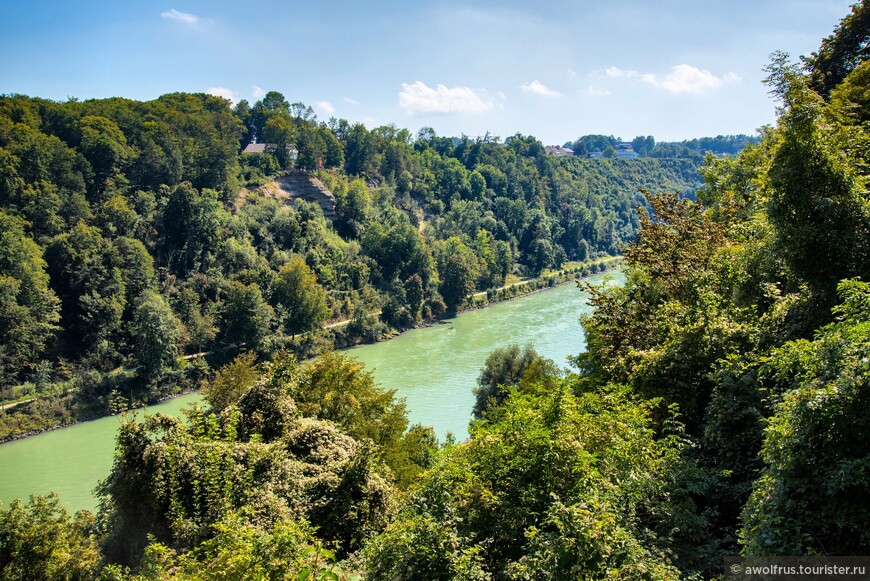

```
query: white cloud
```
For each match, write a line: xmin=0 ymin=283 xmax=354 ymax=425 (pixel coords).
xmin=568 ymin=68 xmax=578 ymax=77
xmin=399 ymin=81 xmax=495 ymax=116
xmin=251 ymin=86 xmax=264 ymax=99
xmin=161 ymin=8 xmax=199 ymax=24
xmin=520 ymin=80 xmax=560 ymax=97
xmin=343 ymin=97 xmax=360 ymax=105
xmin=605 ymin=67 xmax=639 ymax=79
xmin=497 ymin=91 xmax=507 ymax=100
xmin=206 ymin=87 xmax=236 ymax=104
xmin=586 ymin=86 xmax=611 ymax=97
xmin=642 ymin=64 xmax=740 ymax=94
xmin=316 ymin=101 xmax=336 ymax=115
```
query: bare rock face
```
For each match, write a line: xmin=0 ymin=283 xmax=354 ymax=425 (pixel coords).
xmin=276 ymin=174 xmax=336 ymax=219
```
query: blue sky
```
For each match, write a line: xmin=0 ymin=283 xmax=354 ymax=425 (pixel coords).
xmin=0 ymin=0 xmax=855 ymax=144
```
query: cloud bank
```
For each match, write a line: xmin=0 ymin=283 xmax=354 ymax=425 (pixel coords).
xmin=316 ymin=101 xmax=336 ymax=115
xmin=399 ymin=81 xmax=494 ymax=116
xmin=206 ymin=87 xmax=236 ymax=104
xmin=605 ymin=67 xmax=640 ymax=79
xmin=586 ymin=86 xmax=611 ymax=97
xmin=643 ymin=64 xmax=740 ymax=94
xmin=604 ymin=64 xmax=739 ymax=95
xmin=161 ymin=9 xmax=199 ymax=24
xmin=520 ymin=80 xmax=560 ymax=97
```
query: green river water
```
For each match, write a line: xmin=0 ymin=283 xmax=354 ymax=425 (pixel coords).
xmin=0 ymin=271 xmax=623 ymax=513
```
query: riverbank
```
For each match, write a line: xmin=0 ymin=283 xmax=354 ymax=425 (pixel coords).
xmin=331 ymin=255 xmax=623 ymax=346
xmin=0 ymin=257 xmax=623 ymax=443
xmin=466 ymin=255 xmax=622 ymax=311
xmin=0 ymin=386 xmax=202 ymax=444
xmin=0 ymin=270 xmax=626 ymax=514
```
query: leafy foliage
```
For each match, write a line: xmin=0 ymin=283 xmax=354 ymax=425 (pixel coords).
xmin=10 ymin=7 xmax=870 ymax=577
xmin=366 ymin=381 xmax=683 ymax=580
xmin=0 ymin=88 xmax=706 ymax=437
xmin=573 ymin=8 xmax=870 ymax=574
xmin=472 ymin=343 xmax=556 ymax=419
xmin=0 ymin=211 xmax=60 ymax=386
xmin=0 ymin=493 xmax=100 ymax=581
xmin=805 ymin=0 xmax=870 ymax=98
xmin=742 ymin=281 xmax=870 ymax=555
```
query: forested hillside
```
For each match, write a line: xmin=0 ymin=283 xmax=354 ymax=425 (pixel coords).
xmin=0 ymin=89 xmax=701 ymax=437
xmin=5 ymin=2 xmax=870 ymax=578
xmin=568 ymin=133 xmax=761 ymax=160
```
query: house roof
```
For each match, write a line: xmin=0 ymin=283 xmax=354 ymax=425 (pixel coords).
xmin=242 ymin=142 xmax=299 ymax=155
xmin=544 ymin=145 xmax=575 ymax=157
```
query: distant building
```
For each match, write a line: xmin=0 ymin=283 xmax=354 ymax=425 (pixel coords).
xmin=589 ymin=149 xmax=604 ymax=159
xmin=544 ymin=145 xmax=575 ymax=157
xmin=615 ymin=142 xmax=639 ymax=159
xmin=242 ymin=142 xmax=299 ymax=160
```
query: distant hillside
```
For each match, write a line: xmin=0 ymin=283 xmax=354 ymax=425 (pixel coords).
xmin=0 ymin=90 xmax=707 ymax=439
xmin=567 ymin=133 xmax=761 ymax=159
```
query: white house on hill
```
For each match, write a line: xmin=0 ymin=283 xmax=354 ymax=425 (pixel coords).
xmin=242 ymin=142 xmax=299 ymax=160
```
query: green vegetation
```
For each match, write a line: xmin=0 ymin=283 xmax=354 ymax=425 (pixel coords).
xmin=569 ymin=7 xmax=870 ymax=574
xmin=0 ymin=84 xmax=701 ymax=439
xmin=568 ymin=133 xmax=761 ymax=160
xmin=3 ymin=2 xmax=870 ymax=578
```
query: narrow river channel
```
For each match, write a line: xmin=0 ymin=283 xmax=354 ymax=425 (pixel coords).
xmin=0 ymin=270 xmax=623 ymax=513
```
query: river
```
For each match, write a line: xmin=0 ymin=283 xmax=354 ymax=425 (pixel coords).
xmin=0 ymin=270 xmax=623 ymax=513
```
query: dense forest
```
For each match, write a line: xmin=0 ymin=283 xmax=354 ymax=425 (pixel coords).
xmin=4 ymin=1 xmax=870 ymax=579
xmin=567 ymin=133 xmax=761 ymax=160
xmin=0 ymin=80 xmax=701 ymax=439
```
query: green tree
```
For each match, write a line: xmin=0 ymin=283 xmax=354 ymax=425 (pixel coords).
xmin=99 ymin=371 xmax=394 ymax=565
xmin=632 ymin=135 xmax=655 ymax=156
xmin=526 ymin=237 xmax=555 ymax=275
xmin=366 ymin=381 xmax=682 ymax=580
xmin=18 ymin=181 xmax=64 ymax=239
xmin=128 ymin=128 xmax=183 ymax=191
xmin=472 ymin=344 xmax=555 ymax=419
xmin=131 ymin=290 xmax=181 ymax=382
xmin=571 ymin=139 xmax=588 ymax=157
xmin=260 ymin=116 xmax=297 ymax=169
xmin=44 ymin=221 xmax=126 ymax=358
xmin=97 ymin=194 xmax=139 ymax=238
xmin=159 ymin=183 xmax=227 ymax=276
xmin=742 ymin=280 xmax=870 ymax=556
xmin=288 ymin=351 xmax=409 ymax=452
xmin=295 ymin=122 xmax=325 ymax=172
xmin=0 ymin=211 xmax=60 ymax=384
xmin=320 ymin=125 xmax=345 ymax=169
xmin=362 ymin=222 xmax=429 ymax=286
xmin=766 ymin=61 xmax=870 ymax=306
xmin=0 ymin=494 xmax=100 ymax=581
xmin=115 ymin=236 xmax=155 ymax=309
xmin=134 ymin=513 xmax=347 ymax=581
xmin=805 ymin=0 xmax=870 ymax=99
xmin=437 ymin=237 xmax=479 ymax=311
xmin=272 ymin=256 xmax=329 ymax=337
xmin=173 ymin=288 xmax=217 ymax=353
xmin=219 ymin=280 xmax=273 ymax=349
xmin=344 ymin=123 xmax=375 ymax=176
xmin=468 ymin=170 xmax=486 ymax=200
xmin=334 ymin=178 xmax=371 ymax=239
xmin=201 ymin=351 xmax=260 ymax=413
xmin=77 ymin=115 xmax=131 ymax=196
